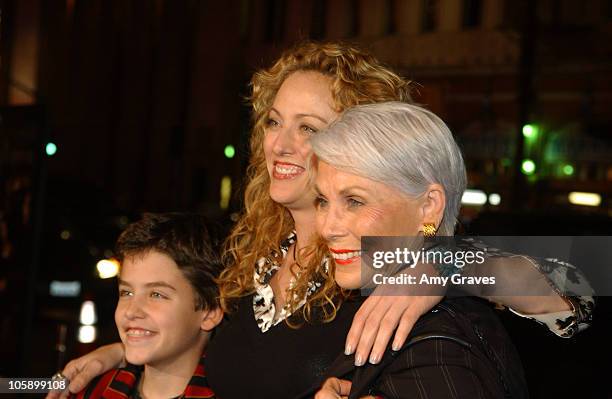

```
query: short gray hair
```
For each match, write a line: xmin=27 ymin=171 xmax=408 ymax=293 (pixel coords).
xmin=311 ymin=101 xmax=466 ymax=235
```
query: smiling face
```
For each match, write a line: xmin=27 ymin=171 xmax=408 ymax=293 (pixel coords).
xmin=263 ymin=71 xmax=339 ymax=211
xmin=114 ymin=251 xmax=210 ymax=368
xmin=315 ymin=162 xmax=425 ymax=289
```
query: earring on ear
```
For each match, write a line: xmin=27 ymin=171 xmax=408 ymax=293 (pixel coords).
xmin=422 ymin=223 xmax=437 ymax=238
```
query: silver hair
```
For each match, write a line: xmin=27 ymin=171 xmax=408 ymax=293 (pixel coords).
xmin=311 ymin=101 xmax=466 ymax=235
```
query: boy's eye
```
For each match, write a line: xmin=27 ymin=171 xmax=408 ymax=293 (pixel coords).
xmin=119 ymin=289 xmax=132 ymax=297
xmin=150 ymin=291 xmax=167 ymax=299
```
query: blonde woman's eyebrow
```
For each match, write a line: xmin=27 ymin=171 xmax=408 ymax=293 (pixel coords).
xmin=269 ymin=107 xmax=328 ymax=124
xmin=268 ymin=107 xmax=281 ymax=117
xmin=295 ymin=113 xmax=328 ymax=124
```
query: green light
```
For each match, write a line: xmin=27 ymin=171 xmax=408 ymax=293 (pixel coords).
xmin=562 ymin=164 xmax=574 ymax=176
xmin=522 ymin=124 xmax=538 ymax=139
xmin=45 ymin=142 xmax=57 ymax=156
xmin=224 ymin=145 xmax=235 ymax=159
xmin=521 ymin=159 xmax=536 ymax=175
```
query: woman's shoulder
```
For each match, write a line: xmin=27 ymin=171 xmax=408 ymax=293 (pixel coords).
xmin=363 ymin=297 xmax=528 ymax=398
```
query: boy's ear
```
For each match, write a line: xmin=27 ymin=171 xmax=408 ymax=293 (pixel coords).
xmin=200 ymin=307 xmax=223 ymax=331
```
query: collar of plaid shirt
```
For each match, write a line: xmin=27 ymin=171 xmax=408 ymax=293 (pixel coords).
xmin=74 ymin=354 xmax=215 ymax=399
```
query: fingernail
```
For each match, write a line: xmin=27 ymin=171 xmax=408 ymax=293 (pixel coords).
xmin=392 ymin=342 xmax=401 ymax=351
xmin=344 ymin=344 xmax=353 ymax=355
xmin=369 ymin=353 xmax=380 ymax=364
xmin=355 ymin=354 xmax=365 ymax=367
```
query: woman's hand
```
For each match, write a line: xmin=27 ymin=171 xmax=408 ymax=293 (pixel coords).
xmin=315 ymin=377 xmax=352 ymax=399
xmin=346 ymin=261 xmax=446 ymax=366
xmin=315 ymin=378 xmax=378 ymax=399
xmin=346 ymin=292 xmax=443 ymax=366
xmin=45 ymin=342 xmax=125 ymax=399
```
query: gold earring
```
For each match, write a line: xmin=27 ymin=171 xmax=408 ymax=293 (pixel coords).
xmin=422 ymin=223 xmax=437 ymax=238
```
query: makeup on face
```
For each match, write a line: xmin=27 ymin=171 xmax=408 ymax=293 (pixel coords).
xmin=315 ymin=161 xmax=423 ymax=289
xmin=262 ymin=71 xmax=338 ymax=210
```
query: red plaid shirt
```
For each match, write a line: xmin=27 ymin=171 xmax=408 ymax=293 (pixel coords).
xmin=72 ymin=354 xmax=214 ymax=399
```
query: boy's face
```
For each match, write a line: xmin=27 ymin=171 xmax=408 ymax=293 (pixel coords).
xmin=115 ymin=250 xmax=216 ymax=367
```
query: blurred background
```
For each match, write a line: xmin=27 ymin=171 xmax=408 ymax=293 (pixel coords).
xmin=0 ymin=0 xmax=611 ymax=397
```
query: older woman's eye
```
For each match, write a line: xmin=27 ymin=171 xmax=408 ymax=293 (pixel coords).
xmin=347 ymin=198 xmax=364 ymax=208
xmin=314 ymin=196 xmax=328 ymax=208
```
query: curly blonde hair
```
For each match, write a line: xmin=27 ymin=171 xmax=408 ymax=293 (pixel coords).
xmin=218 ymin=41 xmax=413 ymax=323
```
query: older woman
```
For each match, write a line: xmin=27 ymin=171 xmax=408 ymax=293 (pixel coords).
xmin=312 ymin=102 xmax=528 ymax=398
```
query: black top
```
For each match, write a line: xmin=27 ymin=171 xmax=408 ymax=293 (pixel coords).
xmin=204 ymin=294 xmax=363 ymax=399
xmin=303 ymin=297 xmax=528 ymax=399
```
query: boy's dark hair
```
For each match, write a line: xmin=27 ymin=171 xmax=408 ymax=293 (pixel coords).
xmin=115 ymin=213 xmax=223 ymax=311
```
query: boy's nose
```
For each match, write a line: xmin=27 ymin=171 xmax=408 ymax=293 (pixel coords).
xmin=124 ymin=298 xmax=146 ymax=320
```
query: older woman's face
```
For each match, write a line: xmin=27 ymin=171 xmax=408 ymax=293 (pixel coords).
xmin=315 ymin=161 xmax=424 ymax=289
xmin=263 ymin=71 xmax=339 ymax=210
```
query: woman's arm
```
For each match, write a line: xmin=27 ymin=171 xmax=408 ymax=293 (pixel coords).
xmin=454 ymin=237 xmax=595 ymax=337
xmin=478 ymin=254 xmax=594 ymax=337
xmin=45 ymin=342 xmax=125 ymax=399
xmin=345 ymin=239 xmax=594 ymax=367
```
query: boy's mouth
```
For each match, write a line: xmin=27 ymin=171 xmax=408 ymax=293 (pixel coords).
xmin=125 ymin=328 xmax=156 ymax=337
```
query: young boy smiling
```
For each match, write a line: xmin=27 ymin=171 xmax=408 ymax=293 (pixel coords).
xmin=74 ymin=213 xmax=223 ymax=399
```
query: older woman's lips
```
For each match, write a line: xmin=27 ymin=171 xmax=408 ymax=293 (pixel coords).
xmin=330 ymin=248 xmax=362 ymax=265
xmin=273 ymin=161 xmax=305 ymax=179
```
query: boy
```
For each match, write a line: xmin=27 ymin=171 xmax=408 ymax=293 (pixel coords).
xmin=74 ymin=213 xmax=224 ymax=399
